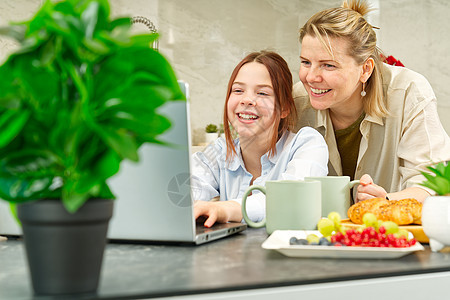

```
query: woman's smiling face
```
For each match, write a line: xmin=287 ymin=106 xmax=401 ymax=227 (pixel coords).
xmin=227 ymin=61 xmax=277 ymax=141
xmin=299 ymin=35 xmax=364 ymax=112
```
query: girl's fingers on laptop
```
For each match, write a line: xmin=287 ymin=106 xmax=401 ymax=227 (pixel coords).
xmin=194 ymin=201 xmax=218 ymax=227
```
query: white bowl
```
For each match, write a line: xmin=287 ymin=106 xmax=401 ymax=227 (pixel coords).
xmin=422 ymin=196 xmax=450 ymax=252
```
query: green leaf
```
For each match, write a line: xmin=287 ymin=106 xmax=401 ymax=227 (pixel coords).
xmin=435 ymin=162 xmax=446 ymax=177
xmin=15 ymin=55 xmax=60 ymax=106
xmin=62 ymin=184 xmax=90 ymax=213
xmin=420 ymin=182 xmax=442 ymax=195
xmin=93 ymin=47 xmax=184 ymax=101
xmin=94 ymin=127 xmax=140 ymax=161
xmin=0 ymin=62 xmax=22 ymax=109
xmin=445 ymin=163 xmax=450 ymax=179
xmin=92 ymin=150 xmax=121 ymax=181
xmin=0 ymin=149 xmax=60 ymax=176
xmin=61 ymin=150 xmax=119 ymax=212
xmin=75 ymin=150 xmax=120 ymax=194
xmin=0 ymin=110 xmax=30 ymax=148
xmin=425 ymin=162 xmax=448 ymax=177
xmin=0 ymin=26 xmax=26 ymax=42
xmin=0 ymin=176 xmax=54 ymax=202
xmin=96 ymin=182 xmax=114 ymax=199
xmin=109 ymin=17 xmax=131 ymax=31
xmin=9 ymin=203 xmax=21 ymax=226
xmin=432 ymin=177 xmax=450 ymax=195
xmin=81 ymin=2 xmax=100 ymax=39
xmin=128 ymin=33 xmax=159 ymax=47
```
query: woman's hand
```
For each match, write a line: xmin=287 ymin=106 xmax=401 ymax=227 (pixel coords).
xmin=355 ymin=174 xmax=388 ymax=203
xmin=194 ymin=200 xmax=242 ymax=228
xmin=356 ymin=174 xmax=431 ymax=203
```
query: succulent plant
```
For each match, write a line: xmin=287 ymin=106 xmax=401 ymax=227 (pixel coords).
xmin=420 ymin=162 xmax=450 ymax=195
xmin=205 ymin=124 xmax=218 ymax=133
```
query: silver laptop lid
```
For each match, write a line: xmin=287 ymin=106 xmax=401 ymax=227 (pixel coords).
xmin=107 ymin=81 xmax=196 ymax=242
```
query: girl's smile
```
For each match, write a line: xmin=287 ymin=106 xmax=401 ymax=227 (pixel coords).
xmin=237 ymin=111 xmax=259 ymax=121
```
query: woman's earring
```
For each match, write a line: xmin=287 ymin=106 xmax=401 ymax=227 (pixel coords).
xmin=361 ymin=82 xmax=367 ymax=97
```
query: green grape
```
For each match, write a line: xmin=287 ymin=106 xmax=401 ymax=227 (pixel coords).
xmin=378 ymin=220 xmax=383 ymax=228
xmin=306 ymin=233 xmax=320 ymax=244
xmin=362 ymin=213 xmax=378 ymax=228
xmin=340 ymin=225 xmax=351 ymax=233
xmin=380 ymin=221 xmax=399 ymax=234
xmin=317 ymin=218 xmax=335 ymax=237
xmin=397 ymin=229 xmax=410 ymax=239
xmin=327 ymin=212 xmax=342 ymax=228
xmin=356 ymin=225 xmax=366 ymax=233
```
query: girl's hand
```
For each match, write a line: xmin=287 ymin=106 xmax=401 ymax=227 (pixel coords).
xmin=355 ymin=174 xmax=388 ymax=203
xmin=193 ymin=200 xmax=242 ymax=228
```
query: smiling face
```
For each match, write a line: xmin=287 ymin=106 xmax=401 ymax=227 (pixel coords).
xmin=227 ymin=61 xmax=277 ymax=141
xmin=299 ymin=35 xmax=365 ymax=114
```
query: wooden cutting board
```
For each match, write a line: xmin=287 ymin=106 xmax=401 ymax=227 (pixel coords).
xmin=341 ymin=219 xmax=429 ymax=243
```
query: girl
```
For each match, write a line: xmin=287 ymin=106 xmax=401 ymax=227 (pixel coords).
xmin=192 ymin=51 xmax=328 ymax=227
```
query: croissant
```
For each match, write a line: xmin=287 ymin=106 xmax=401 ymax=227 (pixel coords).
xmin=347 ymin=198 xmax=422 ymax=225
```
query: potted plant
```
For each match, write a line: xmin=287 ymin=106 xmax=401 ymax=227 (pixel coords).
xmin=204 ymin=123 xmax=218 ymax=144
xmin=0 ymin=0 xmax=184 ymax=296
xmin=420 ymin=162 xmax=450 ymax=251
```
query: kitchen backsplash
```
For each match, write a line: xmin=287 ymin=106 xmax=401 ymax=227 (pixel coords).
xmin=1 ymin=0 xmax=449 ymax=145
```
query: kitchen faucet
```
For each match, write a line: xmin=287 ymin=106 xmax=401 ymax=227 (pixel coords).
xmin=131 ymin=16 xmax=159 ymax=50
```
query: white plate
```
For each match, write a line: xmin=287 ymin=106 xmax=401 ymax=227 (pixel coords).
xmin=262 ymin=230 xmax=425 ymax=259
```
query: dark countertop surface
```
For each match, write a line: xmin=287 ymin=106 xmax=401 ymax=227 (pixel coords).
xmin=1 ymin=227 xmax=450 ymax=299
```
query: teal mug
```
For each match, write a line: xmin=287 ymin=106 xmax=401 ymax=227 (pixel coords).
xmin=305 ymin=176 xmax=360 ymax=218
xmin=241 ymin=180 xmax=321 ymax=234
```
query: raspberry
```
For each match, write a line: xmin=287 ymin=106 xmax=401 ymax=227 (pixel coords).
xmin=327 ymin=225 xmax=415 ymax=248
xmin=346 ymin=229 xmax=356 ymax=236
xmin=334 ymin=232 xmax=344 ymax=242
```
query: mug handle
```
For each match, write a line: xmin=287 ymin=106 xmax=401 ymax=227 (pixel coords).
xmin=348 ymin=180 xmax=360 ymax=203
xmin=348 ymin=180 xmax=360 ymax=189
xmin=241 ymin=185 xmax=266 ymax=228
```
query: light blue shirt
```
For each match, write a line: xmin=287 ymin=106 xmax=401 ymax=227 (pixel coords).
xmin=191 ymin=127 xmax=328 ymax=222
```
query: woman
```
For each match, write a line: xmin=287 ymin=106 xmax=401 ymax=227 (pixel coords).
xmin=192 ymin=51 xmax=328 ymax=227
xmin=294 ymin=0 xmax=450 ymax=203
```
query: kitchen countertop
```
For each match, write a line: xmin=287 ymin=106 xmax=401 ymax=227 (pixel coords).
xmin=1 ymin=227 xmax=450 ymax=299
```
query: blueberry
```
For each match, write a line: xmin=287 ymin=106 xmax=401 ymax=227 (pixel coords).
xmin=296 ymin=239 xmax=309 ymax=245
xmin=289 ymin=237 xmax=309 ymax=245
xmin=319 ymin=237 xmax=331 ymax=246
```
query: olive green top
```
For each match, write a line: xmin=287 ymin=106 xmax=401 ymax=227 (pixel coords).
xmin=334 ymin=113 xmax=365 ymax=181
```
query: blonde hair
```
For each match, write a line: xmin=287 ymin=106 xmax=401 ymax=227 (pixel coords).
xmin=299 ymin=0 xmax=388 ymax=118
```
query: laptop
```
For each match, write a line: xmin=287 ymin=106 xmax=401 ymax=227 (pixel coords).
xmin=0 ymin=81 xmax=247 ymax=244
xmin=106 ymin=81 xmax=246 ymax=244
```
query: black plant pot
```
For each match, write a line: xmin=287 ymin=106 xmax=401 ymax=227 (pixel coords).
xmin=17 ymin=199 xmax=114 ymax=296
